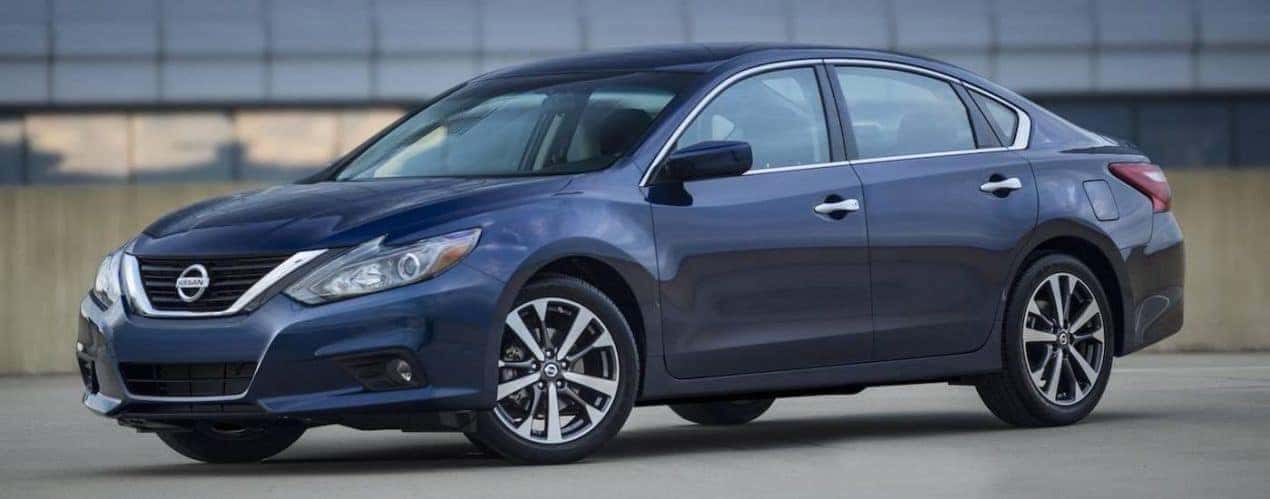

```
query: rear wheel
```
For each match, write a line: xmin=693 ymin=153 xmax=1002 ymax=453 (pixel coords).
xmin=976 ymin=254 xmax=1114 ymax=427
xmin=472 ymin=276 xmax=639 ymax=464
xmin=157 ymin=421 xmax=304 ymax=463
xmin=670 ymin=398 xmax=775 ymax=426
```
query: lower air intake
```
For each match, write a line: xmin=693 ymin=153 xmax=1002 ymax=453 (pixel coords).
xmin=120 ymin=362 xmax=256 ymax=397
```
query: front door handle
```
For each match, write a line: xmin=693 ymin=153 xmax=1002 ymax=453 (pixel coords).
xmin=814 ymin=198 xmax=861 ymax=215
xmin=980 ymin=177 xmax=1023 ymax=193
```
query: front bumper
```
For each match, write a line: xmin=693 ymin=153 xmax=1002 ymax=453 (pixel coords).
xmin=78 ymin=263 xmax=504 ymax=430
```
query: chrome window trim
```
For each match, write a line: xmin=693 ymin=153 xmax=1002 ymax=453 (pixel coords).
xmin=823 ymin=58 xmax=961 ymax=83
xmin=826 ymin=59 xmax=1031 ymax=152
xmin=122 ymin=249 xmax=327 ymax=319
xmin=849 ymin=147 xmax=1010 ymax=166
xmin=742 ymin=160 xmax=853 ymax=176
xmin=638 ymin=58 xmax=1033 ymax=186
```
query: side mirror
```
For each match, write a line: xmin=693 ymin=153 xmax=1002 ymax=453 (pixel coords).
xmin=658 ymin=141 xmax=752 ymax=183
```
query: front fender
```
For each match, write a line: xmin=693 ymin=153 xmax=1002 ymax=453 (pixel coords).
xmin=457 ymin=178 xmax=662 ymax=404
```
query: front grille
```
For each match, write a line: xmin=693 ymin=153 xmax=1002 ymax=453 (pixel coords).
xmin=120 ymin=362 xmax=256 ymax=397
xmin=136 ymin=255 xmax=290 ymax=312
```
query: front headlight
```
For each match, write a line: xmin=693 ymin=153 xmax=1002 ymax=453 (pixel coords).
xmin=286 ymin=228 xmax=482 ymax=304
xmin=91 ymin=248 xmax=124 ymax=309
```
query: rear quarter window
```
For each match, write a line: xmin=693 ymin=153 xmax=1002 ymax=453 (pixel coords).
xmin=971 ymin=91 xmax=1020 ymax=146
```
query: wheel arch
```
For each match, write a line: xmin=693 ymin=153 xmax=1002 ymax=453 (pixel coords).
xmin=487 ymin=239 xmax=661 ymax=400
xmin=530 ymin=256 xmax=648 ymax=368
xmin=1011 ymin=220 xmax=1133 ymax=357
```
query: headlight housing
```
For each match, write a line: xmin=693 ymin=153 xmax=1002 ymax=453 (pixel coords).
xmin=286 ymin=228 xmax=481 ymax=304
xmin=91 ymin=247 xmax=125 ymax=309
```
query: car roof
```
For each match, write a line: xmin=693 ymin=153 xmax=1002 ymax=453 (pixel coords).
xmin=468 ymin=43 xmax=1038 ymax=126
xmin=476 ymin=43 xmax=888 ymax=79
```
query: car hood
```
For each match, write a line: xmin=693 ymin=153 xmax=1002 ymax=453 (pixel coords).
xmin=132 ymin=176 xmax=571 ymax=256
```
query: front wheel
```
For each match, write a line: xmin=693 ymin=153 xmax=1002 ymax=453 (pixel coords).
xmin=975 ymin=254 xmax=1114 ymax=427
xmin=157 ymin=421 xmax=304 ymax=463
xmin=471 ymin=276 xmax=640 ymax=464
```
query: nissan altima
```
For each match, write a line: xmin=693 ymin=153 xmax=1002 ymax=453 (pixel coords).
xmin=77 ymin=44 xmax=1184 ymax=464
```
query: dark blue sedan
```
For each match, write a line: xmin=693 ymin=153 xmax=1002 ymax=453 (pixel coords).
xmin=78 ymin=44 xmax=1184 ymax=464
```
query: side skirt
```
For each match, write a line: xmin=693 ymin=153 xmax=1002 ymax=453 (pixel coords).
xmin=637 ymin=322 xmax=1004 ymax=403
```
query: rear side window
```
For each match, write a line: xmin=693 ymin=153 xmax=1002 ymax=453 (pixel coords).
xmin=835 ymin=66 xmax=975 ymax=160
xmin=970 ymin=90 xmax=1020 ymax=146
xmin=674 ymin=67 xmax=830 ymax=170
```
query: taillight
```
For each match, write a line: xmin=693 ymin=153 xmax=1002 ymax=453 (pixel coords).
xmin=1109 ymin=162 xmax=1171 ymax=212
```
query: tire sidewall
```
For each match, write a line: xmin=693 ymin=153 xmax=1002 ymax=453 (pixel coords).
xmin=474 ymin=276 xmax=640 ymax=464
xmin=1004 ymin=254 xmax=1115 ymax=424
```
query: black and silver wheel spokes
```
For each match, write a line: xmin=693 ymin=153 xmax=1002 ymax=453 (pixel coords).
xmin=1022 ymin=273 xmax=1105 ymax=406
xmin=494 ymin=298 xmax=619 ymax=444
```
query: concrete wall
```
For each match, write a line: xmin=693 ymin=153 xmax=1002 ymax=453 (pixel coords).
xmin=1 ymin=170 xmax=1266 ymax=374
xmin=1158 ymin=169 xmax=1270 ymax=352
xmin=0 ymin=183 xmax=250 ymax=374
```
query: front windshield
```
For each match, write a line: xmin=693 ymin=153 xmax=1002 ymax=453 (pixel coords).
xmin=336 ymin=72 xmax=697 ymax=180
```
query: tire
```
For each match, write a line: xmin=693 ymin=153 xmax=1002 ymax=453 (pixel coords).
xmin=472 ymin=275 xmax=640 ymax=464
xmin=975 ymin=254 xmax=1115 ymax=427
xmin=462 ymin=431 xmax=496 ymax=456
xmin=157 ymin=421 xmax=304 ymax=463
xmin=670 ymin=398 xmax=775 ymax=426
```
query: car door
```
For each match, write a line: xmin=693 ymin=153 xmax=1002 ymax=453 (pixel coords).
xmin=647 ymin=64 xmax=873 ymax=379
xmin=831 ymin=63 xmax=1038 ymax=360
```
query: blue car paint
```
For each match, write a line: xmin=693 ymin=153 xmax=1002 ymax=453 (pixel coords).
xmin=852 ymin=150 xmax=1038 ymax=361
xmin=82 ymin=262 xmax=506 ymax=416
xmin=135 ymin=176 xmax=575 ymax=256
xmin=78 ymin=44 xmax=1184 ymax=426
xmin=651 ymin=164 xmax=874 ymax=378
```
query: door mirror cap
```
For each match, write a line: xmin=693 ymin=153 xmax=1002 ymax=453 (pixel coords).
xmin=657 ymin=141 xmax=752 ymax=183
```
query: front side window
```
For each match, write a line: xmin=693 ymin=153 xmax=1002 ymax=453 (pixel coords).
xmin=835 ymin=66 xmax=975 ymax=160
xmin=970 ymin=90 xmax=1020 ymax=146
xmin=335 ymin=72 xmax=694 ymax=180
xmin=673 ymin=67 xmax=830 ymax=171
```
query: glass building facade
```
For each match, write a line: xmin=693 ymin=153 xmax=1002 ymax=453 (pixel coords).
xmin=2 ymin=0 xmax=1270 ymax=183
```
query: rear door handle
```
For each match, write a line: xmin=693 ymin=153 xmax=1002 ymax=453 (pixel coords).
xmin=979 ymin=177 xmax=1023 ymax=193
xmin=814 ymin=198 xmax=861 ymax=215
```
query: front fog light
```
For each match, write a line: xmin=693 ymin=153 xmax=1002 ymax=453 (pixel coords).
xmin=388 ymin=359 xmax=414 ymax=384
xmin=336 ymin=352 xmax=425 ymax=391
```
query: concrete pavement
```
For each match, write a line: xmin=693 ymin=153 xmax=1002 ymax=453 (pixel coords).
xmin=1 ymin=354 xmax=1267 ymax=498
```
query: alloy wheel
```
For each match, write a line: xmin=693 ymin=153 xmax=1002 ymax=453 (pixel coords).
xmin=1021 ymin=272 xmax=1106 ymax=406
xmin=495 ymin=297 xmax=620 ymax=444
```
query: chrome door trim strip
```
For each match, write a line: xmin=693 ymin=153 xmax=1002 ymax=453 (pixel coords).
xmin=742 ymin=160 xmax=853 ymax=176
xmin=850 ymin=147 xmax=1010 ymax=166
xmin=122 ymin=249 xmax=327 ymax=319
